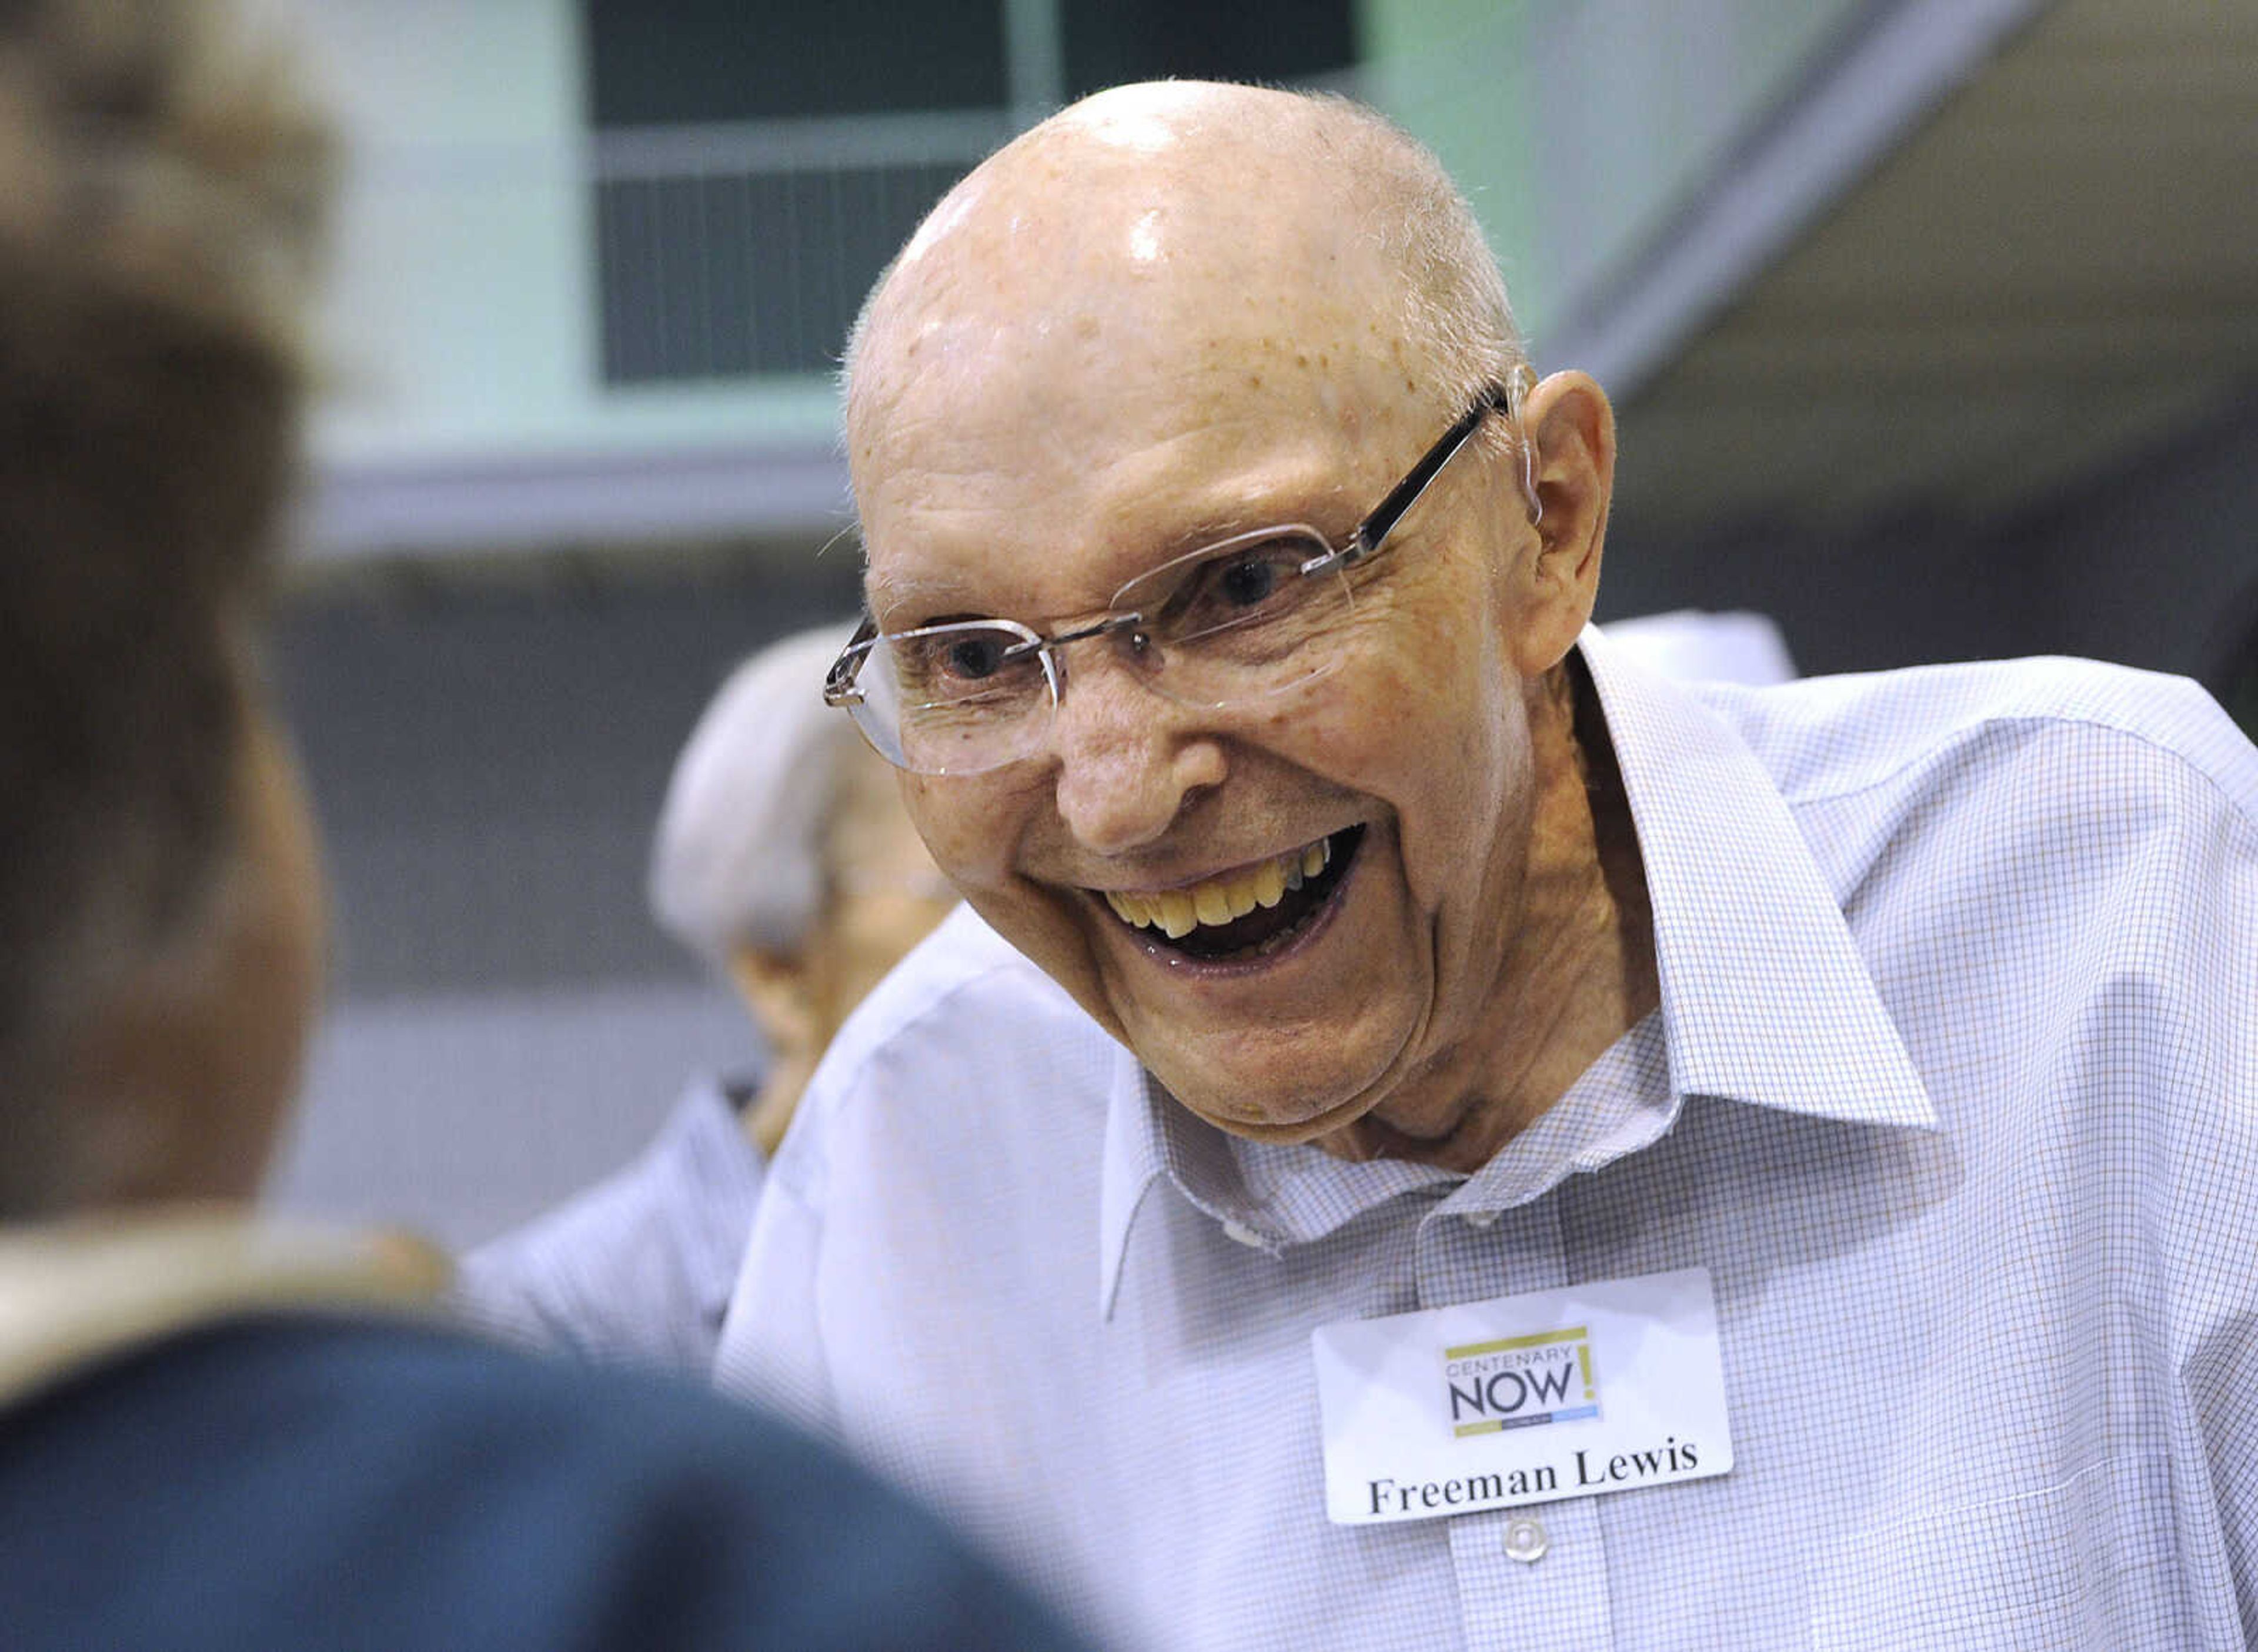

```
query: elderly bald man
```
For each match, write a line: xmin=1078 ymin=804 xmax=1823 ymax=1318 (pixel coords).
xmin=717 ymin=83 xmax=2258 ymax=1649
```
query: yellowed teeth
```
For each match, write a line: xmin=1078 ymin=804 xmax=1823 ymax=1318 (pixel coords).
xmin=1102 ymin=835 xmax=1333 ymax=939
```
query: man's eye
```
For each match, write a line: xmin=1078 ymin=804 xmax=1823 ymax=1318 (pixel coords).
xmin=1215 ymin=554 xmax=1281 ymax=608
xmin=891 ymin=627 xmax=1031 ymax=704
xmin=944 ymin=636 xmax=1007 ymax=680
xmin=1176 ymin=544 xmax=1305 ymax=623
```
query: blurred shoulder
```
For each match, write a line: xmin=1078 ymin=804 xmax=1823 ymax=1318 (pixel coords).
xmin=452 ymin=1078 xmax=759 ymax=1373
xmin=817 ymin=901 xmax=1098 ymax=1076
xmin=1 ymin=1314 xmax=1078 ymax=1650
xmin=774 ymin=904 xmax=1119 ymax=1190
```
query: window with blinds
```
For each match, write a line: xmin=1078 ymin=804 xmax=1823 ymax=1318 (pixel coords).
xmin=584 ymin=0 xmax=1353 ymax=384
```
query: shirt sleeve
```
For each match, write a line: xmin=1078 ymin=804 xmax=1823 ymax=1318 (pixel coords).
xmin=2158 ymin=752 xmax=2258 ymax=1635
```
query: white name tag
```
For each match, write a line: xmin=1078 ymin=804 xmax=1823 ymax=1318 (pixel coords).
xmin=1310 ymin=1267 xmax=1733 ymax=1526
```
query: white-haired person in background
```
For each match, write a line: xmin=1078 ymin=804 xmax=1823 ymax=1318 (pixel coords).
xmin=455 ymin=623 xmax=957 ymax=1375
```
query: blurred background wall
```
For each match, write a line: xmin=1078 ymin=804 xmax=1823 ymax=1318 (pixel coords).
xmin=258 ymin=0 xmax=2258 ymax=1247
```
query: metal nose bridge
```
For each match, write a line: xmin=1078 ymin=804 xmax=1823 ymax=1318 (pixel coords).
xmin=1001 ymin=610 xmax=1152 ymax=687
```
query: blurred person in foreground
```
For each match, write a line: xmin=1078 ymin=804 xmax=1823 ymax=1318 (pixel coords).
xmin=0 ymin=4 xmax=1075 ymax=1646
xmin=456 ymin=624 xmax=956 ymax=1375
xmin=716 ymin=81 xmax=2258 ymax=1648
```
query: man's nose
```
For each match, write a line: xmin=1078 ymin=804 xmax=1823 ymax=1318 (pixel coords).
xmin=1047 ymin=653 xmax=1226 ymax=857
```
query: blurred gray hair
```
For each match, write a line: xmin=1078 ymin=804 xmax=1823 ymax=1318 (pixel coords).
xmin=647 ymin=622 xmax=867 ymax=962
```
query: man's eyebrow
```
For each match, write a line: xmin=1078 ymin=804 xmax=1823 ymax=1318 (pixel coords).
xmin=1137 ymin=463 xmax=1365 ymax=564
xmin=860 ymin=464 xmax=1358 ymax=620
xmin=865 ymin=570 xmax=988 ymax=624
xmin=1157 ymin=512 xmax=1261 ymax=556
xmin=1151 ymin=496 xmax=1354 ymax=563
xmin=1170 ymin=452 xmax=1363 ymax=546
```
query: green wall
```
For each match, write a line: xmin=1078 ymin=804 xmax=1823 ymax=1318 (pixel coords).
xmin=281 ymin=0 xmax=1879 ymax=510
xmin=1359 ymin=0 xmax=1874 ymax=354
xmin=286 ymin=0 xmax=837 ymax=473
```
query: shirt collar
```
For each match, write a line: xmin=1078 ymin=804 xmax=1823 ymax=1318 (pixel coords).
xmin=1098 ymin=1052 xmax=1458 ymax=1316
xmin=1098 ymin=1053 xmax=1163 ymax=1318
xmin=1097 ymin=627 xmax=1936 ymax=1314
xmin=1577 ymin=623 xmax=1937 ymax=1133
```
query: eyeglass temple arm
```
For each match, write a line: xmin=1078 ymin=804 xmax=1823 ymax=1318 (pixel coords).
xmin=1338 ymin=376 xmax=1540 ymax=569
xmin=825 ymin=614 xmax=880 ymax=705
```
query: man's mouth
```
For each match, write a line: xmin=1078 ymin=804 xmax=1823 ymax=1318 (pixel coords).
xmin=1097 ymin=825 xmax=1364 ymax=962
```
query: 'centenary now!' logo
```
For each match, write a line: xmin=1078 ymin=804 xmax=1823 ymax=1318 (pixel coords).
xmin=1442 ymin=1326 xmax=1599 ymax=1438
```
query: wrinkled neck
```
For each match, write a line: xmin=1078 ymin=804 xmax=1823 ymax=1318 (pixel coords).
xmin=1326 ymin=660 xmax=1656 ymax=1172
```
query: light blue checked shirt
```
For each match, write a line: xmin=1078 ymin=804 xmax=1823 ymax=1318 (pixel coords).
xmin=716 ymin=630 xmax=2258 ymax=1650
xmin=456 ymin=1074 xmax=766 ymax=1377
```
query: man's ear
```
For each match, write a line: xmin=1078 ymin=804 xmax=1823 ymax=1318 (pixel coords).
xmin=1509 ymin=369 xmax=1615 ymax=677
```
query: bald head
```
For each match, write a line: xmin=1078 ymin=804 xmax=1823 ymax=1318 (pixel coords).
xmin=844 ymin=83 xmax=1522 ymax=527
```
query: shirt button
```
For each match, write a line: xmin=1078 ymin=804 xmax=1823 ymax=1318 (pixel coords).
xmin=1502 ymin=1516 xmax=1549 ymax=1564
xmin=1221 ymin=1219 xmax=1267 ymax=1249
xmin=1463 ymin=1209 xmax=1500 ymax=1229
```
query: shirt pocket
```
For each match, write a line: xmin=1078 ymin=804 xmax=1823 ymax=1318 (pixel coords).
xmin=1808 ymin=1452 xmax=2188 ymax=1650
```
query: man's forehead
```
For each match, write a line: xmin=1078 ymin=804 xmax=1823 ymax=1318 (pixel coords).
xmin=853 ymin=90 xmax=1417 ymax=417
xmin=889 ymin=83 xmax=1341 ymax=275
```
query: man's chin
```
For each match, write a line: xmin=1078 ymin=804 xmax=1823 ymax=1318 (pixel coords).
xmin=1153 ymin=1064 xmax=1380 ymax=1145
xmin=995 ymin=902 xmax=1417 ymax=1143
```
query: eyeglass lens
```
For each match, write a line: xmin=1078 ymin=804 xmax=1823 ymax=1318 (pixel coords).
xmin=857 ymin=533 xmax=1354 ymax=775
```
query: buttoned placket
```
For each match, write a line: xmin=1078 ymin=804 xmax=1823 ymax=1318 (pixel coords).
xmin=1418 ymin=1194 xmax=1614 ymax=1649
